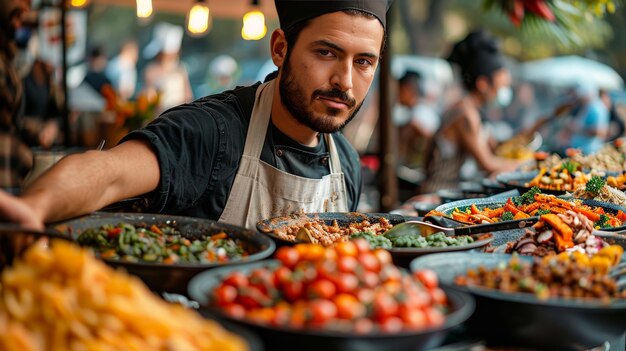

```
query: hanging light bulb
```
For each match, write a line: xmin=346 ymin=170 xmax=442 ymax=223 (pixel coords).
xmin=70 ymin=0 xmax=89 ymax=8
xmin=242 ymin=0 xmax=266 ymax=40
xmin=187 ymin=0 xmax=212 ymax=37
xmin=136 ymin=0 xmax=153 ymax=19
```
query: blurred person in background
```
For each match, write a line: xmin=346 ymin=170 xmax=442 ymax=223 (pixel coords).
xmin=22 ymin=56 xmax=61 ymax=149
xmin=600 ymin=88 xmax=625 ymax=141
xmin=394 ymin=71 xmax=424 ymax=163
xmin=567 ymin=84 xmax=609 ymax=154
xmin=0 ymin=0 xmax=32 ymax=189
xmin=204 ymin=54 xmax=239 ymax=95
xmin=105 ymin=40 xmax=139 ymax=101
xmin=420 ymin=30 xmax=522 ymax=194
xmin=142 ymin=23 xmax=193 ymax=116
xmin=82 ymin=46 xmax=112 ymax=97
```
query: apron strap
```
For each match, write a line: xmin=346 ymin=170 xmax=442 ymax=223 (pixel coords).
xmin=241 ymin=80 xmax=275 ymax=159
xmin=324 ymin=134 xmax=342 ymax=175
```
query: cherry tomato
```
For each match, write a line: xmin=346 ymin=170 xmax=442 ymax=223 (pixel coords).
xmin=275 ymin=247 xmax=300 ymax=268
xmin=289 ymin=302 xmax=310 ymax=328
xmin=296 ymin=243 xmax=325 ymax=262
xmin=337 ymin=255 xmax=358 ymax=273
xmin=356 ymin=288 xmax=375 ymax=304
xmin=309 ymin=299 xmax=337 ymax=324
xmin=383 ymin=280 xmax=402 ymax=295
xmin=237 ymin=286 xmax=272 ymax=310
xmin=249 ymin=268 xmax=275 ymax=293
xmin=358 ymin=252 xmax=381 ymax=272
xmin=373 ymin=249 xmax=393 ymax=266
xmin=399 ymin=305 xmax=426 ymax=330
xmin=380 ymin=265 xmax=402 ymax=283
xmin=222 ymin=304 xmax=246 ymax=319
xmin=272 ymin=302 xmax=291 ymax=327
xmin=429 ymin=287 xmax=447 ymax=305
xmin=362 ymin=270 xmax=380 ymax=289
xmin=334 ymin=293 xmax=366 ymax=320
xmin=214 ymin=284 xmax=237 ymax=306
xmin=373 ymin=291 xmax=399 ymax=321
xmin=379 ymin=316 xmax=404 ymax=333
xmin=413 ymin=269 xmax=439 ymax=290
xmin=223 ymin=271 xmax=249 ymax=288
xmin=316 ymin=260 xmax=338 ymax=281
xmin=273 ymin=266 xmax=292 ymax=288
xmin=334 ymin=273 xmax=359 ymax=294
xmin=335 ymin=241 xmax=358 ymax=257
xmin=282 ymin=280 xmax=305 ymax=302
xmin=424 ymin=306 xmax=445 ymax=328
xmin=352 ymin=238 xmax=371 ymax=253
xmin=307 ymin=279 xmax=337 ymax=300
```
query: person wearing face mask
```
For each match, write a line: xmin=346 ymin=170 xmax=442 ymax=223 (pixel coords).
xmin=419 ymin=30 xmax=523 ymax=194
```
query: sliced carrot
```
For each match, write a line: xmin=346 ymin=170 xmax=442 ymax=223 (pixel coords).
xmin=513 ymin=211 xmax=530 ymax=219
xmin=149 ymin=224 xmax=163 ymax=235
xmin=504 ymin=202 xmax=520 ymax=215
xmin=541 ymin=214 xmax=574 ymax=251
xmin=470 ymin=204 xmax=481 ymax=215
xmin=211 ymin=232 xmax=228 ymax=240
xmin=484 ymin=207 xmax=505 ymax=218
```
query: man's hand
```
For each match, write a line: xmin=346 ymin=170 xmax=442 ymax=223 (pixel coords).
xmin=0 ymin=190 xmax=43 ymax=230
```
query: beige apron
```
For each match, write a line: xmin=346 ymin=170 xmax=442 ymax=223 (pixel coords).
xmin=218 ymin=79 xmax=349 ymax=229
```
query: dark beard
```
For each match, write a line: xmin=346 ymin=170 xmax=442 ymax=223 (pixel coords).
xmin=279 ymin=56 xmax=363 ymax=134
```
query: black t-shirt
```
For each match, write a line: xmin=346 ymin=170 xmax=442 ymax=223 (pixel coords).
xmin=122 ymin=82 xmax=362 ymax=220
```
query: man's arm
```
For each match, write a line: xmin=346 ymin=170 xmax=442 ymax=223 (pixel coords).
xmin=17 ymin=139 xmax=160 ymax=225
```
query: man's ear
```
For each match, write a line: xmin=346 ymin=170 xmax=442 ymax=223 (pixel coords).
xmin=270 ymin=29 xmax=287 ymax=68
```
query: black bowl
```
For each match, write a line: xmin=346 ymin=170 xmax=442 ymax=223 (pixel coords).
xmin=188 ymin=260 xmax=475 ymax=351
xmin=52 ymin=212 xmax=276 ymax=295
xmin=411 ymin=252 xmax=626 ymax=350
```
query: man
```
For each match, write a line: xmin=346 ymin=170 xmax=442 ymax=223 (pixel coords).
xmin=0 ymin=0 xmax=32 ymax=188
xmin=0 ymin=0 xmax=389 ymax=230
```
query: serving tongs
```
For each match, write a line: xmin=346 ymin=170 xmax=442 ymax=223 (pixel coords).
xmin=383 ymin=216 xmax=540 ymax=238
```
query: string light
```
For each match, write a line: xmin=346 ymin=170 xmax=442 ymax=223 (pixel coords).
xmin=187 ymin=0 xmax=212 ymax=36
xmin=241 ymin=0 xmax=266 ymax=40
xmin=70 ymin=0 xmax=89 ymax=8
xmin=136 ymin=0 xmax=153 ymax=19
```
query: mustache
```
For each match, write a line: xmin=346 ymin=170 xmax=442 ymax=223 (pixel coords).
xmin=313 ymin=89 xmax=356 ymax=108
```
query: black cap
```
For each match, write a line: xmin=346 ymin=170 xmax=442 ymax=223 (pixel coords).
xmin=275 ymin=0 xmax=391 ymax=31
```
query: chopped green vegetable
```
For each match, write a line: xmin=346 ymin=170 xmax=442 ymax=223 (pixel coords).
xmin=350 ymin=232 xmax=393 ymax=249
xmin=501 ymin=211 xmax=514 ymax=221
xmin=561 ymin=160 xmax=580 ymax=174
xmin=383 ymin=231 xmax=473 ymax=248
xmin=536 ymin=209 xmax=551 ymax=216
xmin=77 ymin=223 xmax=247 ymax=264
xmin=585 ymin=176 xmax=606 ymax=196
xmin=594 ymin=214 xmax=611 ymax=228
xmin=513 ymin=186 xmax=542 ymax=206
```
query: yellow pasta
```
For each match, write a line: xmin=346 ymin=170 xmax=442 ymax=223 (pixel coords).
xmin=0 ymin=240 xmax=248 ymax=351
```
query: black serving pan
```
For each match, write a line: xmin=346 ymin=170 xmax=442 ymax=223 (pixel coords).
xmin=411 ymin=252 xmax=626 ymax=350
xmin=51 ymin=212 xmax=275 ymax=295
xmin=435 ymin=196 xmax=626 ymax=233
xmin=496 ymin=170 xmax=566 ymax=195
xmin=256 ymin=212 xmax=493 ymax=267
xmin=188 ymin=260 xmax=475 ymax=351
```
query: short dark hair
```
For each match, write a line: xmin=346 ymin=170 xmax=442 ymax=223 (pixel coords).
xmin=283 ymin=9 xmax=387 ymax=62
